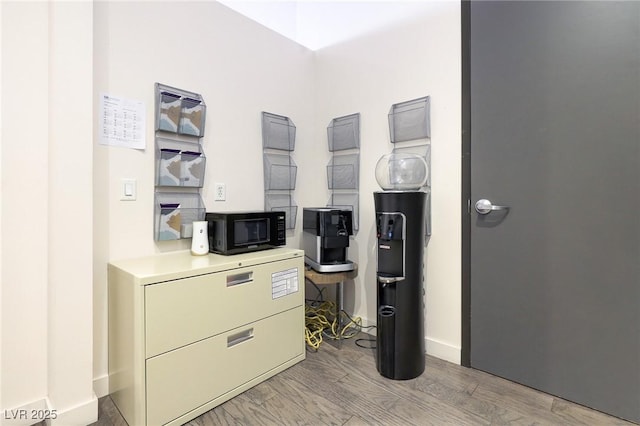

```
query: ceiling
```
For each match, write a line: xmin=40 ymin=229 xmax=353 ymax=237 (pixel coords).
xmin=218 ymin=1 xmax=441 ymax=50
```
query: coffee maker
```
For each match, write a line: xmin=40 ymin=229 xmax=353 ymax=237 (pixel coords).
xmin=302 ymin=208 xmax=354 ymax=273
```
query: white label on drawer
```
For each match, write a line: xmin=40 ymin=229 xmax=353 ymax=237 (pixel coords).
xmin=271 ymin=267 xmax=299 ymax=299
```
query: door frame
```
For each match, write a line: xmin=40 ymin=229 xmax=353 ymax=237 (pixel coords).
xmin=461 ymin=0 xmax=471 ymax=367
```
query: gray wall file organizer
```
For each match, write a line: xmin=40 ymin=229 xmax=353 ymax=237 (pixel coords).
xmin=154 ymin=83 xmax=207 ymax=241
xmin=388 ymin=96 xmax=430 ymax=143
xmin=388 ymin=96 xmax=431 ymax=239
xmin=262 ymin=112 xmax=297 ymax=229
xmin=326 ymin=113 xmax=360 ymax=232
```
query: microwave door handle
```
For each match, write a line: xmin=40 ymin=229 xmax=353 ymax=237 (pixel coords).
xmin=226 ymin=272 xmax=254 ymax=287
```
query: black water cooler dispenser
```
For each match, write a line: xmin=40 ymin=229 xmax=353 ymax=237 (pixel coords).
xmin=375 ymin=191 xmax=426 ymax=379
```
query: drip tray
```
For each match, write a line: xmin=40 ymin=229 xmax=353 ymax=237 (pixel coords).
xmin=305 ymin=259 xmax=355 ymax=273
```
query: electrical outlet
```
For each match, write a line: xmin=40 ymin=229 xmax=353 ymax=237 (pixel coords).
xmin=214 ymin=183 xmax=226 ymax=201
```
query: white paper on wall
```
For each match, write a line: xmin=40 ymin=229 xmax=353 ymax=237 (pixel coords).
xmin=99 ymin=93 xmax=146 ymax=149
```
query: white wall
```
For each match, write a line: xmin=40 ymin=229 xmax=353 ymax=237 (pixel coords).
xmin=47 ymin=2 xmax=97 ymax=424
xmin=314 ymin=1 xmax=462 ymax=362
xmin=1 ymin=2 xmax=96 ymax=425
xmin=1 ymin=1 xmax=50 ymax=420
xmin=92 ymin=0 xmax=316 ymax=397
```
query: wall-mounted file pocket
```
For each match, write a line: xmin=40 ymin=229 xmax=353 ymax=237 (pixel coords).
xmin=327 ymin=153 xmax=359 ymax=190
xmin=154 ymin=192 xmax=205 ymax=241
xmin=264 ymin=153 xmax=297 ymax=190
xmin=328 ymin=113 xmax=360 ymax=152
xmin=262 ymin=112 xmax=296 ymax=151
xmin=388 ymin=96 xmax=430 ymax=143
xmin=158 ymin=148 xmax=182 ymax=186
xmin=155 ymin=83 xmax=207 ymax=137
xmin=156 ymin=138 xmax=206 ymax=188
xmin=157 ymin=91 xmax=182 ymax=133
xmin=180 ymin=151 xmax=206 ymax=187
xmin=179 ymin=97 xmax=206 ymax=137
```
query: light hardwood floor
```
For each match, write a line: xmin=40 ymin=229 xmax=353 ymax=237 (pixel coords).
xmin=91 ymin=333 xmax=635 ymax=426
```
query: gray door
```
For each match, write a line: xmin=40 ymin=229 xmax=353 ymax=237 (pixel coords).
xmin=469 ymin=1 xmax=640 ymax=422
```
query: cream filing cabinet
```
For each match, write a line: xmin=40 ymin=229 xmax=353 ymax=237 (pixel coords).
xmin=108 ymin=248 xmax=305 ymax=426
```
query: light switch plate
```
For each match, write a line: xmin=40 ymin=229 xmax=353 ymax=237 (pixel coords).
xmin=121 ymin=178 xmax=137 ymax=201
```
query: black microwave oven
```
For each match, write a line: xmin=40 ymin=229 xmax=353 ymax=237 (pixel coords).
xmin=205 ymin=211 xmax=286 ymax=255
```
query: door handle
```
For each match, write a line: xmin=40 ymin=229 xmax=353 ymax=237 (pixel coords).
xmin=475 ymin=199 xmax=510 ymax=215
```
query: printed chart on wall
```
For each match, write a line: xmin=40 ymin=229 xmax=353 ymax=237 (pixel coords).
xmin=99 ymin=93 xmax=146 ymax=149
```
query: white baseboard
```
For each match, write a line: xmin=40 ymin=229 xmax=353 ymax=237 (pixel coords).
xmin=426 ymin=337 xmax=461 ymax=365
xmin=93 ymin=374 xmax=109 ymax=398
xmin=1 ymin=398 xmax=47 ymax=426
xmin=44 ymin=394 xmax=98 ymax=426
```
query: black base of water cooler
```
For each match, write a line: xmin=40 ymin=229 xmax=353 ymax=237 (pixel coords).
xmin=374 ymin=191 xmax=426 ymax=380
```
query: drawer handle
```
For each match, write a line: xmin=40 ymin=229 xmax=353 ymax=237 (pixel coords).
xmin=227 ymin=328 xmax=254 ymax=348
xmin=226 ymin=272 xmax=253 ymax=287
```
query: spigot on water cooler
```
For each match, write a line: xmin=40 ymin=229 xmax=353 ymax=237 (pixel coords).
xmin=374 ymin=152 xmax=428 ymax=380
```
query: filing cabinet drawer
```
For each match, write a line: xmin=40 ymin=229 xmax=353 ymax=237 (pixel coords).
xmin=145 ymin=257 xmax=302 ymax=357
xmin=146 ymin=306 xmax=303 ymax=426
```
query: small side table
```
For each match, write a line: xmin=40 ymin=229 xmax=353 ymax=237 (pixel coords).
xmin=304 ymin=263 xmax=358 ymax=347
